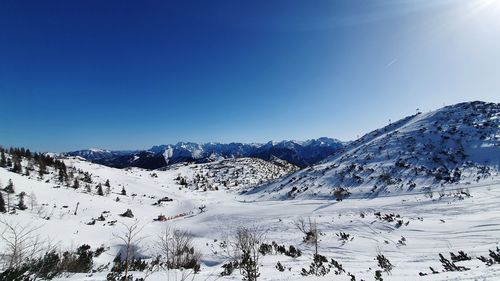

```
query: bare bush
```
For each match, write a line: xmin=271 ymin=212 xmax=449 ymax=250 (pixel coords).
xmin=294 ymin=217 xmax=319 ymax=256
xmin=225 ymin=226 xmax=266 ymax=281
xmin=0 ymin=218 xmax=45 ymax=270
xmin=156 ymin=227 xmax=201 ymax=272
xmin=113 ymin=220 xmax=146 ymax=281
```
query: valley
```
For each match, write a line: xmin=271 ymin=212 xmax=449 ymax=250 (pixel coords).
xmin=0 ymin=101 xmax=499 ymax=281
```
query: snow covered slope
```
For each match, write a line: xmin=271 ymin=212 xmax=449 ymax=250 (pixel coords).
xmin=251 ymin=101 xmax=499 ymax=199
xmin=2 ymin=101 xmax=500 ymax=281
xmin=2 ymin=148 xmax=500 ymax=281
xmin=162 ymin=157 xmax=298 ymax=192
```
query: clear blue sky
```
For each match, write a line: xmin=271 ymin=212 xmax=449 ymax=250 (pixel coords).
xmin=0 ymin=0 xmax=499 ymax=152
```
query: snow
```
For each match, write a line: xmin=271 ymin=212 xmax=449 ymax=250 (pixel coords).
xmin=1 ymin=154 xmax=500 ymax=280
xmin=163 ymin=147 xmax=173 ymax=164
xmin=1 ymin=101 xmax=499 ymax=281
xmin=65 ymin=138 xmax=344 ymax=169
xmin=254 ymin=101 xmax=499 ymax=200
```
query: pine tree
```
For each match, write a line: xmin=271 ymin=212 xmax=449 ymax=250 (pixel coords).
xmin=73 ymin=178 xmax=80 ymax=189
xmin=104 ymin=179 xmax=110 ymax=187
xmin=0 ymin=151 xmax=6 ymax=167
xmin=0 ymin=192 xmax=5 ymax=213
xmin=67 ymin=169 xmax=74 ymax=180
xmin=4 ymin=180 xmax=13 ymax=213
xmin=97 ymin=183 xmax=104 ymax=196
xmin=38 ymin=162 xmax=47 ymax=178
xmin=59 ymin=169 xmax=66 ymax=183
xmin=121 ymin=187 xmax=127 ymax=196
xmin=12 ymin=155 xmax=22 ymax=173
xmin=5 ymin=179 xmax=15 ymax=194
xmin=18 ymin=192 xmax=27 ymax=210
xmin=82 ymin=172 xmax=92 ymax=183
xmin=57 ymin=162 xmax=67 ymax=183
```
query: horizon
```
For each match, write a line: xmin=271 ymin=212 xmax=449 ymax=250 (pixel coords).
xmin=4 ymin=100 xmax=493 ymax=153
xmin=1 ymin=0 xmax=499 ymax=152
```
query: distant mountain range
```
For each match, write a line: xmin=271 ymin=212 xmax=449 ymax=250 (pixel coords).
xmin=64 ymin=137 xmax=345 ymax=169
xmin=251 ymin=101 xmax=500 ymax=199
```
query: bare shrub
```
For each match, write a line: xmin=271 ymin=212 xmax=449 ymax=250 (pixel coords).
xmin=225 ymin=226 xmax=266 ymax=281
xmin=294 ymin=217 xmax=319 ymax=256
xmin=0 ymin=218 xmax=45 ymax=270
xmin=113 ymin=220 xmax=146 ymax=281
xmin=156 ymin=227 xmax=201 ymax=272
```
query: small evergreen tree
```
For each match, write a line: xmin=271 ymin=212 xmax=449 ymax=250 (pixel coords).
xmin=4 ymin=180 xmax=14 ymax=213
xmin=73 ymin=179 xmax=80 ymax=189
xmin=96 ymin=183 xmax=104 ymax=196
xmin=104 ymin=179 xmax=110 ymax=187
xmin=5 ymin=179 xmax=15 ymax=193
xmin=18 ymin=192 xmax=27 ymax=210
xmin=59 ymin=169 xmax=66 ymax=183
xmin=38 ymin=162 xmax=47 ymax=178
xmin=0 ymin=191 xmax=6 ymax=213
xmin=12 ymin=156 xmax=22 ymax=173
xmin=121 ymin=187 xmax=127 ymax=196
xmin=0 ymin=151 xmax=6 ymax=167
xmin=82 ymin=172 xmax=92 ymax=183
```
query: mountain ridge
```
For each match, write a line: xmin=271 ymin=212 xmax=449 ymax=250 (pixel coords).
xmin=250 ymin=101 xmax=500 ymax=199
xmin=64 ymin=137 xmax=345 ymax=170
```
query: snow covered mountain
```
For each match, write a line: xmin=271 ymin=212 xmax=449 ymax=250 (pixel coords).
xmin=64 ymin=137 xmax=344 ymax=170
xmin=3 ymin=101 xmax=500 ymax=281
xmin=63 ymin=149 xmax=138 ymax=166
xmin=2 ymin=111 xmax=500 ymax=280
xmin=252 ymin=101 xmax=500 ymax=199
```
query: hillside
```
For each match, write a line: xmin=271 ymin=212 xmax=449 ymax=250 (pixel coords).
xmin=2 ymin=141 xmax=500 ymax=281
xmin=2 ymin=101 xmax=500 ymax=281
xmin=163 ymin=157 xmax=298 ymax=192
xmin=250 ymin=101 xmax=500 ymax=199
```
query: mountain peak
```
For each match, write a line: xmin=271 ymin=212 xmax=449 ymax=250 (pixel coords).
xmin=65 ymin=137 xmax=344 ymax=169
